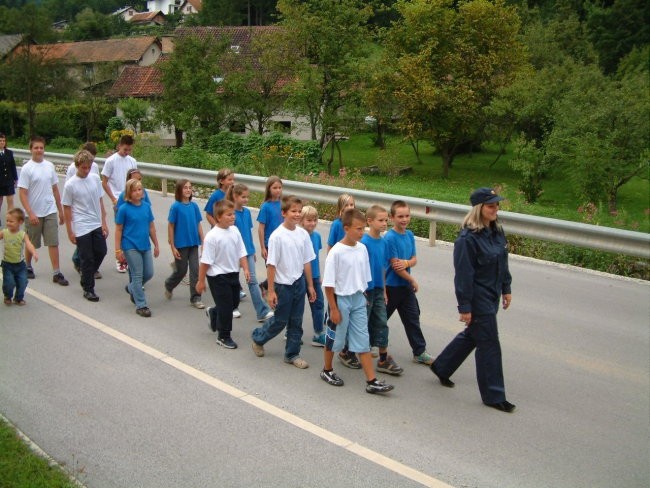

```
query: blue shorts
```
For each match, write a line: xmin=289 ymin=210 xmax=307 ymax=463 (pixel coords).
xmin=327 ymin=292 xmax=370 ymax=354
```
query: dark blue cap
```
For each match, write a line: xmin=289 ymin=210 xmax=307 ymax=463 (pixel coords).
xmin=470 ymin=188 xmax=505 ymax=206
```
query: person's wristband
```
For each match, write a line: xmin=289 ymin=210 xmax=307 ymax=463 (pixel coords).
xmin=115 ymin=249 xmax=122 ymax=254
xmin=404 ymin=259 xmax=409 ymax=268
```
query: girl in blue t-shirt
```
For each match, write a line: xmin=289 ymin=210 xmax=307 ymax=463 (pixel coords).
xmin=115 ymin=178 xmax=160 ymax=318
xmin=228 ymin=183 xmax=273 ymax=322
xmin=256 ymin=175 xmax=283 ymax=294
xmin=327 ymin=193 xmax=355 ymax=251
xmin=164 ymin=179 xmax=205 ymax=309
xmin=204 ymin=168 xmax=235 ymax=228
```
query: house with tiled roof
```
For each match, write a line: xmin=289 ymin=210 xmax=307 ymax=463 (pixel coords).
xmin=128 ymin=11 xmax=166 ymax=26
xmin=14 ymin=36 xmax=162 ymax=93
xmin=108 ymin=26 xmax=311 ymax=144
xmin=0 ymin=34 xmax=23 ymax=60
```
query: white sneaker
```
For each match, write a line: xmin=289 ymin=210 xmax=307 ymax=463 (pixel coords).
xmin=257 ymin=310 xmax=274 ymax=322
xmin=232 ymin=308 xmax=242 ymax=318
xmin=370 ymin=346 xmax=379 ymax=358
xmin=116 ymin=259 xmax=127 ymax=273
xmin=191 ymin=300 xmax=205 ymax=309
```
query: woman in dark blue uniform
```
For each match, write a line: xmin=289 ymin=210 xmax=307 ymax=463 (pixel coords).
xmin=431 ymin=187 xmax=515 ymax=413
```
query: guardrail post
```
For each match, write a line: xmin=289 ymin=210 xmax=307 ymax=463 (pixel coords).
xmin=429 ymin=220 xmax=436 ymax=247
xmin=161 ymin=178 xmax=167 ymax=197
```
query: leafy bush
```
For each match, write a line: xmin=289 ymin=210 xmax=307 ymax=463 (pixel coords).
xmin=105 ymin=116 xmax=125 ymax=143
xmin=172 ymin=143 xmax=230 ymax=170
xmin=49 ymin=136 xmax=82 ymax=149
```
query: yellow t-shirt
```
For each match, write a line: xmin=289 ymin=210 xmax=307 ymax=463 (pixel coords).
xmin=1 ymin=229 xmax=25 ymax=264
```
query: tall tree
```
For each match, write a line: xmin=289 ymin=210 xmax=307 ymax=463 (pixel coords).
xmin=157 ymin=34 xmax=229 ymax=146
xmin=277 ymin=0 xmax=373 ymax=171
xmin=546 ymin=66 xmax=649 ymax=211
xmin=384 ymin=0 xmax=526 ymax=177
xmin=199 ymin=0 xmax=246 ymax=26
xmin=221 ymin=28 xmax=296 ymax=135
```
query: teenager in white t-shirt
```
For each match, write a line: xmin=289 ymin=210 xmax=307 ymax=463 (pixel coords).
xmin=17 ymin=136 xmax=68 ymax=285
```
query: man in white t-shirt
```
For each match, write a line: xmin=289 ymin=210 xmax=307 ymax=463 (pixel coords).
xmin=17 ymin=136 xmax=68 ymax=285
xmin=62 ymin=149 xmax=108 ymax=302
xmin=101 ymin=134 xmax=136 ymax=272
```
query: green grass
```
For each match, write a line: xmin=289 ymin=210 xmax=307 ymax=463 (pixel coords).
xmin=0 ymin=418 xmax=77 ymax=488
xmin=334 ymin=133 xmax=650 ymax=233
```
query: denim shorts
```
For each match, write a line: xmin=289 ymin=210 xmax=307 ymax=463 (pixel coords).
xmin=330 ymin=291 xmax=370 ymax=353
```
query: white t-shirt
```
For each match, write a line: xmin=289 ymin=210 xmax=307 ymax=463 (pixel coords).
xmin=101 ymin=152 xmax=137 ymax=198
xmin=65 ymin=161 xmax=100 ymax=183
xmin=201 ymin=225 xmax=247 ymax=276
xmin=267 ymin=224 xmax=316 ymax=285
xmin=322 ymin=241 xmax=372 ymax=296
xmin=62 ymin=174 xmax=103 ymax=237
xmin=17 ymin=159 xmax=58 ymax=217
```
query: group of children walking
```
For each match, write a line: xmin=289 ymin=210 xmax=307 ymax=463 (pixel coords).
xmin=4 ymin=136 xmax=516 ymax=405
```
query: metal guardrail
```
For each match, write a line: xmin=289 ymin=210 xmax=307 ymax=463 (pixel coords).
xmin=14 ymin=149 xmax=650 ymax=258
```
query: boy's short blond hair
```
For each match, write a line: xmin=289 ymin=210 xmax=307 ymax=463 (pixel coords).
xmin=74 ymin=149 xmax=94 ymax=167
xmin=366 ymin=204 xmax=387 ymax=220
xmin=300 ymin=205 xmax=318 ymax=221
xmin=7 ymin=208 xmax=25 ymax=222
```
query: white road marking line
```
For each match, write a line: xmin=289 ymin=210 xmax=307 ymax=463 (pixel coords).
xmin=27 ymin=287 xmax=454 ymax=488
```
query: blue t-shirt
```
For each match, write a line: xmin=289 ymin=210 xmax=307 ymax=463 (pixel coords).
xmin=361 ymin=233 xmax=389 ymax=290
xmin=116 ymin=201 xmax=154 ymax=251
xmin=308 ymin=230 xmax=322 ymax=279
xmin=327 ymin=218 xmax=344 ymax=247
xmin=384 ymin=228 xmax=416 ymax=287
xmin=204 ymin=188 xmax=226 ymax=217
xmin=235 ymin=207 xmax=255 ymax=256
xmin=116 ymin=188 xmax=150 ymax=208
xmin=168 ymin=200 xmax=202 ymax=248
xmin=256 ymin=200 xmax=282 ymax=247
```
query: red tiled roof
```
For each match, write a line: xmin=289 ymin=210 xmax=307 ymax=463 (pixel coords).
xmin=107 ymin=65 xmax=163 ymax=98
xmin=174 ymin=26 xmax=282 ymax=57
xmin=18 ymin=36 xmax=160 ymax=64
xmin=128 ymin=11 xmax=165 ymax=25
xmin=184 ymin=0 xmax=203 ymax=11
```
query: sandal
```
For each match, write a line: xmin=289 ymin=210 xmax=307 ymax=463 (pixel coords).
xmin=13 ymin=299 xmax=26 ymax=306
xmin=4 ymin=297 xmax=11 ymax=305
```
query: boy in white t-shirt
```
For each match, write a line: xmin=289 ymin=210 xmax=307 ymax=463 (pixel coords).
xmin=65 ymin=142 xmax=101 ymax=276
xmin=320 ymin=208 xmax=394 ymax=394
xmin=196 ymin=200 xmax=249 ymax=349
xmin=101 ymin=134 xmax=137 ymax=273
xmin=17 ymin=136 xmax=68 ymax=285
xmin=62 ymin=149 xmax=108 ymax=302
xmin=251 ymin=195 xmax=316 ymax=369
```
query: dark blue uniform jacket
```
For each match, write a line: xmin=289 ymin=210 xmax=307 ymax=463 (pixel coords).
xmin=453 ymin=225 xmax=512 ymax=315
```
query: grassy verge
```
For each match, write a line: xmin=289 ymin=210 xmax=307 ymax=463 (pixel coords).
xmin=0 ymin=417 xmax=77 ymax=488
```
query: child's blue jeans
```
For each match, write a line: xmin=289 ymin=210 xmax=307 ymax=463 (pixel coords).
xmin=2 ymin=260 xmax=28 ymax=301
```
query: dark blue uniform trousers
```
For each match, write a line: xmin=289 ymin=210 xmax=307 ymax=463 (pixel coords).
xmin=433 ymin=314 xmax=506 ymax=404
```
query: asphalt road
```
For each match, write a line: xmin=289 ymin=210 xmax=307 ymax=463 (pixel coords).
xmin=1 ymin=182 xmax=649 ymax=488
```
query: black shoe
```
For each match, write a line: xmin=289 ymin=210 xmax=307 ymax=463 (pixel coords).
xmin=320 ymin=369 xmax=344 ymax=386
xmin=430 ymin=363 xmax=455 ymax=388
xmin=338 ymin=351 xmax=361 ymax=369
xmin=206 ymin=306 xmax=217 ymax=332
xmin=83 ymin=291 xmax=99 ymax=302
xmin=26 ymin=266 xmax=35 ymax=279
xmin=486 ymin=400 xmax=516 ymax=413
xmin=216 ymin=336 xmax=238 ymax=349
xmin=136 ymin=307 xmax=152 ymax=318
xmin=125 ymin=285 xmax=135 ymax=304
xmin=53 ymin=272 xmax=69 ymax=286
xmin=365 ymin=379 xmax=394 ymax=394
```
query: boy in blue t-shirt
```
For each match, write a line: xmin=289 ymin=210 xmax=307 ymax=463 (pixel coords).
xmin=300 ymin=205 xmax=325 ymax=346
xmin=361 ymin=205 xmax=403 ymax=375
xmin=384 ymin=200 xmax=433 ymax=365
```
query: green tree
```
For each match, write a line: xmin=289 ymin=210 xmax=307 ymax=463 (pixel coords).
xmin=546 ymin=66 xmax=649 ymax=211
xmin=199 ymin=0 xmax=246 ymax=26
xmin=157 ymin=34 xmax=229 ymax=146
xmin=277 ymin=0 xmax=373 ymax=172
xmin=221 ymin=28 xmax=296 ymax=135
xmin=67 ymin=8 xmax=113 ymax=41
xmin=118 ymin=97 xmax=150 ymax=134
xmin=384 ymin=0 xmax=526 ymax=177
